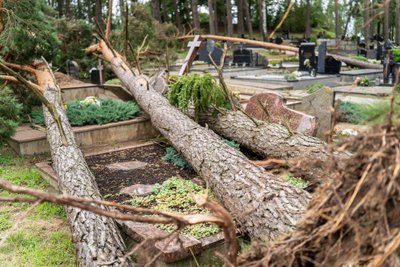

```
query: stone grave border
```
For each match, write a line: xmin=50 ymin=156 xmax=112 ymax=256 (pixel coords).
xmin=35 ymin=142 xmax=227 ymax=263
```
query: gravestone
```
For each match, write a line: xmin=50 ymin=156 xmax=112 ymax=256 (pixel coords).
xmin=317 ymin=41 xmax=327 ymax=74
xmin=66 ymin=60 xmax=80 ymax=78
xmin=233 ymin=47 xmax=253 ymax=66
xmin=275 ymin=37 xmax=283 ymax=45
xmin=296 ymin=87 xmax=334 ymax=140
xmin=357 ymin=42 xmax=367 ymax=57
xmin=324 ymin=56 xmax=341 ymax=74
xmin=244 ymin=92 xmax=317 ymax=135
xmin=197 ymin=40 xmax=224 ymax=65
xmin=376 ymin=42 xmax=383 ymax=61
xmin=90 ymin=67 xmax=101 ymax=85
xmin=298 ymin=43 xmax=316 ymax=72
xmin=252 ymin=52 xmax=268 ymax=67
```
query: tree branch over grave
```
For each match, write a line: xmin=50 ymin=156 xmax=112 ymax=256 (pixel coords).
xmin=0 ymin=178 xmax=238 ymax=265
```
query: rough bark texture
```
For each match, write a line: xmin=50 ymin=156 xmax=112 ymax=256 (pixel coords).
xmin=305 ymin=0 xmax=311 ymax=39
xmin=364 ymin=0 xmax=370 ymax=46
xmin=201 ymin=111 xmax=332 ymax=185
xmin=226 ymin=0 xmax=234 ymax=36
xmin=335 ymin=0 xmax=340 ymax=40
xmin=208 ymin=0 xmax=216 ymax=34
xmin=259 ymin=0 xmax=267 ymax=41
xmin=151 ymin=0 xmax=161 ymax=22
xmin=237 ymin=0 xmax=245 ymax=35
xmin=87 ymin=41 xmax=311 ymax=241
xmin=37 ymin=68 xmax=130 ymax=266
xmin=191 ymin=0 xmax=200 ymax=31
xmin=243 ymin=0 xmax=253 ymax=35
xmin=383 ymin=0 xmax=389 ymax=42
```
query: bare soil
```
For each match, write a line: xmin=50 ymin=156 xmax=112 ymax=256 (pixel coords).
xmin=85 ymin=144 xmax=197 ymax=203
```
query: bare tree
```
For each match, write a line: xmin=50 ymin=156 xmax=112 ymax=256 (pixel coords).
xmin=259 ymin=0 xmax=267 ymax=41
xmin=151 ymin=0 xmax=161 ymax=22
xmin=237 ymin=0 xmax=245 ymax=36
xmin=305 ymin=0 xmax=311 ymax=39
xmin=191 ymin=0 xmax=200 ymax=31
xmin=244 ymin=0 xmax=253 ymax=35
xmin=208 ymin=0 xmax=216 ymax=34
xmin=226 ymin=0 xmax=234 ymax=36
xmin=383 ymin=0 xmax=390 ymax=42
xmin=364 ymin=0 xmax=370 ymax=45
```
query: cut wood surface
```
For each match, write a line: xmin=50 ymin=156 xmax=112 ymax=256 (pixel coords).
xmin=178 ymin=34 xmax=382 ymax=70
xmin=86 ymin=40 xmax=312 ymax=241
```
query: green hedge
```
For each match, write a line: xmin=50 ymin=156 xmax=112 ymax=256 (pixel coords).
xmin=31 ymin=98 xmax=140 ymax=126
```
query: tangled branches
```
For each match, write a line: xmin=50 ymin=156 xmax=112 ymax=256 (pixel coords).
xmin=239 ymin=124 xmax=400 ymax=266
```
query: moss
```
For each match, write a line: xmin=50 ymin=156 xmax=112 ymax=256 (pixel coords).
xmin=283 ymin=173 xmax=309 ymax=189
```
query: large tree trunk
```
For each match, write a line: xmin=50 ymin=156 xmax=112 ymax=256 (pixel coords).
xmin=191 ymin=0 xmax=200 ymax=31
xmin=173 ymin=0 xmax=182 ymax=30
xmin=343 ymin=0 xmax=355 ymax=37
xmin=335 ymin=0 xmax=340 ymax=41
xmin=364 ymin=0 xmax=370 ymax=46
xmin=178 ymin=34 xmax=383 ymax=69
xmin=237 ymin=0 xmax=245 ymax=36
xmin=64 ymin=0 xmax=71 ymax=18
xmin=208 ymin=0 xmax=216 ymax=34
xmin=201 ymin=111 xmax=331 ymax=185
xmin=397 ymin=0 xmax=400 ymax=45
xmin=35 ymin=66 xmax=130 ymax=266
xmin=244 ymin=0 xmax=253 ymax=35
xmin=383 ymin=0 xmax=390 ymax=42
xmin=259 ymin=0 xmax=267 ymax=41
xmin=305 ymin=0 xmax=311 ymax=39
xmin=226 ymin=0 xmax=234 ymax=36
xmin=86 ymin=41 xmax=311 ymax=241
xmin=151 ymin=0 xmax=161 ymax=23
xmin=95 ymin=0 xmax=105 ymax=33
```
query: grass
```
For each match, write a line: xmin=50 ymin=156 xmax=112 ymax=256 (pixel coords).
xmin=0 ymin=146 xmax=75 ymax=266
xmin=339 ymin=100 xmax=394 ymax=125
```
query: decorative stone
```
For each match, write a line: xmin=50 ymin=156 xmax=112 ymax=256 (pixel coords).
xmin=106 ymin=160 xmax=148 ymax=171
xmin=245 ymin=92 xmax=317 ymax=135
xmin=119 ymin=184 xmax=154 ymax=196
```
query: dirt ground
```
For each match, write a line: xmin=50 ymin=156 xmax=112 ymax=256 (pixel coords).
xmin=86 ymin=144 xmax=197 ymax=203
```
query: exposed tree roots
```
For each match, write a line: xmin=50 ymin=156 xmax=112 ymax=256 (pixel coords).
xmin=238 ymin=124 xmax=400 ymax=267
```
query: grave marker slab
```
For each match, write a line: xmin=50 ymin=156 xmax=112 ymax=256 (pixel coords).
xmin=233 ymin=47 xmax=253 ymax=66
xmin=317 ymin=41 xmax=327 ymax=74
xmin=244 ymin=92 xmax=317 ymax=135
xmin=298 ymin=43 xmax=316 ymax=72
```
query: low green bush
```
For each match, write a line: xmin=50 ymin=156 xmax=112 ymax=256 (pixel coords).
xmin=30 ymin=98 xmax=140 ymax=126
xmin=168 ymin=74 xmax=228 ymax=121
xmin=162 ymin=146 xmax=191 ymax=169
xmin=392 ymin=48 xmax=400 ymax=63
xmin=128 ymin=177 xmax=220 ymax=239
xmin=339 ymin=101 xmax=394 ymax=124
xmin=0 ymin=88 xmax=23 ymax=146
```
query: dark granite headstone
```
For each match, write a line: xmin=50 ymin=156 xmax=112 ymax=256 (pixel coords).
xmin=376 ymin=42 xmax=383 ymax=61
xmin=317 ymin=42 xmax=327 ymax=73
xmin=90 ymin=68 xmax=101 ymax=85
xmin=252 ymin=52 xmax=268 ymax=67
xmin=233 ymin=47 xmax=253 ymax=65
xmin=198 ymin=45 xmax=223 ymax=65
xmin=275 ymin=37 xmax=283 ymax=45
xmin=298 ymin=42 xmax=316 ymax=72
xmin=357 ymin=42 xmax=367 ymax=57
xmin=324 ymin=56 xmax=341 ymax=74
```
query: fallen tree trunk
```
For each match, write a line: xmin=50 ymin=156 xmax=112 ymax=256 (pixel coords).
xmin=34 ymin=64 xmax=130 ymax=266
xmin=86 ymin=41 xmax=311 ymax=241
xmin=178 ymin=34 xmax=382 ymax=70
xmin=201 ymin=111 xmax=332 ymax=185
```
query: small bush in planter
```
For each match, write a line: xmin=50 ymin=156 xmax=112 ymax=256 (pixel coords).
xmin=31 ymin=98 xmax=140 ymax=126
xmin=357 ymin=77 xmax=370 ymax=87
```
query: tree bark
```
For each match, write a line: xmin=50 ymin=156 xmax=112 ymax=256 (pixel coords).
xmin=305 ymin=0 xmax=311 ymax=39
xmin=226 ymin=0 xmax=234 ymax=36
xmin=57 ymin=0 xmax=63 ymax=17
xmin=151 ymin=0 xmax=161 ymax=23
xmin=214 ymin=0 xmax=218 ymax=34
xmin=191 ymin=0 xmax=200 ymax=31
xmin=65 ymin=0 xmax=71 ymax=18
xmin=335 ymin=0 xmax=340 ymax=41
xmin=95 ymin=0 xmax=105 ymax=33
xmin=86 ymin=41 xmax=311 ymax=241
xmin=364 ymin=0 xmax=370 ymax=46
xmin=259 ymin=0 xmax=267 ymax=41
xmin=342 ymin=0 xmax=355 ymax=37
xmin=237 ymin=0 xmax=245 ymax=36
xmin=243 ymin=0 xmax=253 ymax=35
xmin=383 ymin=0 xmax=390 ymax=42
xmin=208 ymin=0 xmax=216 ymax=34
xmin=178 ymin=34 xmax=383 ymax=69
xmin=35 ymin=66 xmax=130 ymax=266
xmin=397 ymin=0 xmax=400 ymax=45
xmin=200 ymin=111 xmax=331 ymax=185
xmin=173 ymin=0 xmax=182 ymax=30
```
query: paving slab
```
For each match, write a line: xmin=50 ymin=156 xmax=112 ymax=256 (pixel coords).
xmin=107 ymin=160 xmax=148 ymax=171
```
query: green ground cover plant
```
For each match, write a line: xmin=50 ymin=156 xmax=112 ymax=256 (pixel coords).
xmin=128 ymin=177 xmax=220 ymax=239
xmin=283 ymin=173 xmax=309 ymax=189
xmin=339 ymin=100 xmax=396 ymax=125
xmin=305 ymin=83 xmax=324 ymax=94
xmin=0 ymin=88 xmax=23 ymax=146
xmin=30 ymin=98 xmax=140 ymax=126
